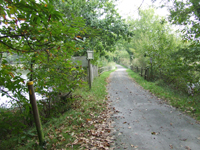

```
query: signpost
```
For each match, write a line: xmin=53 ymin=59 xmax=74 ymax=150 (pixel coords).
xmin=87 ymin=50 xmax=94 ymax=89
xmin=27 ymin=81 xmax=44 ymax=146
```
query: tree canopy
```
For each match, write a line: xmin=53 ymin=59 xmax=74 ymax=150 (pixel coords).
xmin=0 ymin=0 xmax=133 ymax=109
xmin=53 ymin=0 xmax=133 ymax=57
xmin=125 ymin=9 xmax=181 ymax=68
xmin=152 ymin=0 xmax=200 ymax=82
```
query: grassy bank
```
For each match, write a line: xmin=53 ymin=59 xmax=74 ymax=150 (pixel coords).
xmin=126 ymin=69 xmax=200 ymax=121
xmin=0 ymin=69 xmax=115 ymax=150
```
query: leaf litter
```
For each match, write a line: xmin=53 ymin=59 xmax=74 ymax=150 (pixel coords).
xmin=25 ymin=95 xmax=117 ymax=150
xmin=64 ymin=98 xmax=116 ymax=150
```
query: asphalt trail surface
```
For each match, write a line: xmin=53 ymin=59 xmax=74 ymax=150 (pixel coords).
xmin=107 ymin=65 xmax=200 ymax=150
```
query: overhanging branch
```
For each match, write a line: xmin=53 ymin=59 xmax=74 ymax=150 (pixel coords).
xmin=138 ymin=0 xmax=145 ymax=10
xmin=0 ymin=34 xmax=24 ymax=39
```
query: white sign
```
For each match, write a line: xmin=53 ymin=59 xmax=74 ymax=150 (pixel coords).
xmin=87 ymin=50 xmax=94 ymax=59
xmin=72 ymin=56 xmax=88 ymax=67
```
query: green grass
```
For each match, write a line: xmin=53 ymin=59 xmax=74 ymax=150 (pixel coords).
xmin=0 ymin=69 xmax=115 ymax=150
xmin=126 ymin=69 xmax=200 ymax=121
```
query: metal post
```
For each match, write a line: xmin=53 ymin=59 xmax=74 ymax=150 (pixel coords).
xmin=27 ymin=81 xmax=45 ymax=146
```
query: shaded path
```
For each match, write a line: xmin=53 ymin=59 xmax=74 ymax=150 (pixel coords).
xmin=107 ymin=65 xmax=200 ymax=150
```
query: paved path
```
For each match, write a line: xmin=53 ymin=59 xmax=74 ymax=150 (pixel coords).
xmin=107 ymin=65 xmax=200 ymax=150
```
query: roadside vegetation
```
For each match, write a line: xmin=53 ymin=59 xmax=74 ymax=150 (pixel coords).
xmin=0 ymin=69 xmax=115 ymax=150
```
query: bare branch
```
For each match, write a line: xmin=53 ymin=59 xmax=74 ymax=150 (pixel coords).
xmin=24 ymin=35 xmax=35 ymax=51
xmin=0 ymin=40 xmax=23 ymax=52
xmin=0 ymin=88 xmax=20 ymax=103
xmin=0 ymin=34 xmax=24 ymax=39
xmin=138 ymin=0 xmax=145 ymax=10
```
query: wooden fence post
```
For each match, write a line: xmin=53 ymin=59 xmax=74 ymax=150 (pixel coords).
xmin=88 ymin=59 xmax=92 ymax=89
xmin=144 ymin=67 xmax=147 ymax=80
xmin=27 ymin=81 xmax=45 ymax=146
xmin=150 ymin=62 xmax=153 ymax=80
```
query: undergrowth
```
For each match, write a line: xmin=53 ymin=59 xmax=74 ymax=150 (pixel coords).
xmin=0 ymin=70 xmax=115 ymax=150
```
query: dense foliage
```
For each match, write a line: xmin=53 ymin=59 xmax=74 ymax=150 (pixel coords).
xmin=0 ymin=0 xmax=86 ymax=108
xmin=151 ymin=0 xmax=200 ymax=87
xmin=0 ymin=0 xmax=132 ymax=140
xmin=0 ymin=0 xmax=133 ymax=106
xmin=53 ymin=0 xmax=133 ymax=58
xmin=166 ymin=0 xmax=200 ymax=83
xmin=115 ymin=8 xmax=200 ymax=94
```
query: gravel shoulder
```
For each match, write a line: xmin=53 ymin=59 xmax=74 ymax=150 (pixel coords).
xmin=107 ymin=65 xmax=200 ymax=150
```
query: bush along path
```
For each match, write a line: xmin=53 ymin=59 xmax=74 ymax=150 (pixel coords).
xmin=1 ymin=70 xmax=115 ymax=150
xmin=107 ymin=65 xmax=200 ymax=150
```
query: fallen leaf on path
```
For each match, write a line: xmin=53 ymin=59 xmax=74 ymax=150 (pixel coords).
xmin=131 ymin=144 xmax=134 ymax=147
xmin=180 ymin=139 xmax=187 ymax=141
xmin=118 ymin=132 xmax=122 ymax=135
xmin=169 ymin=144 xmax=173 ymax=149
xmin=123 ymin=122 xmax=127 ymax=124
xmin=185 ymin=146 xmax=191 ymax=150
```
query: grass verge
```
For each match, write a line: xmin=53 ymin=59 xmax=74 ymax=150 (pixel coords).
xmin=126 ymin=69 xmax=200 ymax=121
xmin=0 ymin=69 xmax=115 ymax=150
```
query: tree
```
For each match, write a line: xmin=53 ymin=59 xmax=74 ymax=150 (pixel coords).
xmin=165 ymin=0 xmax=200 ymax=41
xmin=153 ymin=0 xmax=200 ymax=83
xmin=0 ymin=0 xmax=63 ymax=52
xmin=53 ymin=0 xmax=133 ymax=58
xmin=126 ymin=9 xmax=180 ymax=68
xmin=0 ymin=0 xmax=86 ymax=109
